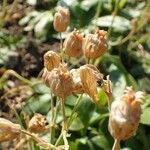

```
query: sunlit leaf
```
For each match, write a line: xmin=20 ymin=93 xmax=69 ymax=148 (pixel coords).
xmin=32 ymin=83 xmax=50 ymax=94
xmin=140 ymin=107 xmax=150 ymax=126
xmin=24 ymin=94 xmax=51 ymax=115
xmin=69 ymin=117 xmax=84 ymax=131
xmin=91 ymin=135 xmax=111 ymax=149
xmin=93 ymin=15 xmax=131 ymax=32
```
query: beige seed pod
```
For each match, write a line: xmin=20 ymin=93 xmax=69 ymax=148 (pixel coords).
xmin=70 ymin=68 xmax=84 ymax=93
xmin=53 ymin=6 xmax=70 ymax=32
xmin=82 ymin=29 xmax=107 ymax=59
xmin=44 ymin=63 xmax=74 ymax=98
xmin=108 ymin=87 xmax=144 ymax=141
xmin=28 ymin=113 xmax=46 ymax=133
xmin=0 ymin=118 xmax=21 ymax=142
xmin=79 ymin=64 xmax=103 ymax=103
xmin=63 ymin=29 xmax=83 ymax=57
xmin=44 ymin=51 xmax=61 ymax=71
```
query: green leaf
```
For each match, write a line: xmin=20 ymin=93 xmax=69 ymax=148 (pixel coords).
xmin=19 ymin=11 xmax=39 ymax=26
xmin=34 ymin=11 xmax=53 ymax=38
xmin=80 ymin=0 xmax=98 ymax=11
xmin=97 ymin=88 xmax=108 ymax=108
xmin=69 ymin=117 xmax=84 ymax=131
xmin=91 ymin=135 xmax=111 ymax=149
xmin=65 ymin=95 xmax=78 ymax=106
xmin=0 ymin=47 xmax=9 ymax=65
xmin=140 ymin=107 xmax=150 ymax=126
xmin=24 ymin=94 xmax=51 ymax=115
xmin=77 ymin=94 xmax=95 ymax=127
xmin=108 ymin=64 xmax=127 ymax=98
xmin=93 ymin=15 xmax=131 ymax=32
xmin=32 ymin=83 xmax=50 ymax=94
xmin=101 ymin=54 xmax=138 ymax=90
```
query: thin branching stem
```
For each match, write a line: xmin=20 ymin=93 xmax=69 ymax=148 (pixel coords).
xmin=50 ymin=92 xmax=55 ymax=144
xmin=21 ymin=130 xmax=57 ymax=150
xmin=60 ymin=32 xmax=64 ymax=63
xmin=60 ymin=98 xmax=69 ymax=150
xmin=107 ymin=0 xmax=119 ymax=38
xmin=0 ymin=69 xmax=32 ymax=85
xmin=112 ymin=139 xmax=120 ymax=150
xmin=55 ymin=94 xmax=83 ymax=147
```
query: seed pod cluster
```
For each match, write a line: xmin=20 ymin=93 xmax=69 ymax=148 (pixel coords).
xmin=108 ymin=87 xmax=144 ymax=141
xmin=53 ymin=6 xmax=70 ymax=32
xmin=53 ymin=6 xmax=107 ymax=59
xmin=62 ymin=28 xmax=107 ymax=59
xmin=42 ymin=57 xmax=103 ymax=102
xmin=42 ymin=63 xmax=74 ymax=99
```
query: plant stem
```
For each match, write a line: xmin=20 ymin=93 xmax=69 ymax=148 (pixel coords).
xmin=60 ymin=32 xmax=64 ymax=62
xmin=61 ymin=98 xmax=67 ymax=130
xmin=107 ymin=0 xmax=119 ymax=38
xmin=2 ymin=0 xmax=8 ymax=17
xmin=68 ymin=94 xmax=83 ymax=126
xmin=112 ymin=139 xmax=120 ymax=150
xmin=94 ymin=0 xmax=102 ymax=19
xmin=0 ymin=69 xmax=32 ymax=85
xmin=60 ymin=98 xmax=69 ymax=150
xmin=50 ymin=92 xmax=55 ymax=144
xmin=55 ymin=94 xmax=83 ymax=146
xmin=55 ymin=132 xmax=63 ymax=147
xmin=62 ymin=130 xmax=69 ymax=150
xmin=21 ymin=130 xmax=57 ymax=150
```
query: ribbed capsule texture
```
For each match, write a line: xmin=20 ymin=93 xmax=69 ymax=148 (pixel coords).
xmin=42 ymin=63 xmax=74 ymax=99
xmin=70 ymin=68 xmax=84 ymax=94
xmin=70 ymin=64 xmax=103 ymax=103
xmin=0 ymin=118 xmax=21 ymax=142
xmin=28 ymin=113 xmax=46 ymax=133
xmin=79 ymin=64 xmax=103 ymax=103
xmin=44 ymin=51 xmax=61 ymax=71
xmin=82 ymin=29 xmax=107 ymax=59
xmin=108 ymin=87 xmax=144 ymax=141
xmin=53 ymin=6 xmax=70 ymax=32
xmin=63 ymin=30 xmax=83 ymax=57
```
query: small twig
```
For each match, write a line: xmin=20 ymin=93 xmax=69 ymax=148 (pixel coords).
xmin=61 ymin=98 xmax=67 ymax=130
xmin=107 ymin=0 xmax=119 ymax=38
xmin=21 ymin=130 xmax=57 ymax=150
xmin=50 ymin=92 xmax=55 ymax=144
xmin=68 ymin=94 xmax=83 ymax=126
xmin=0 ymin=69 xmax=32 ymax=85
xmin=59 ymin=32 xmax=64 ymax=63
xmin=60 ymin=98 xmax=69 ymax=150
xmin=112 ymin=139 xmax=120 ymax=150
xmin=62 ymin=130 xmax=69 ymax=150
xmin=55 ymin=94 xmax=83 ymax=147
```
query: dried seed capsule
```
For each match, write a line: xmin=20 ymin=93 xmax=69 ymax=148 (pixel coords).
xmin=0 ymin=118 xmax=21 ymax=142
xmin=79 ymin=64 xmax=103 ymax=103
xmin=70 ymin=68 xmax=84 ymax=93
xmin=83 ymin=29 xmax=107 ymax=59
xmin=42 ymin=67 xmax=50 ymax=86
xmin=28 ymin=113 xmax=46 ymax=133
xmin=63 ymin=30 xmax=83 ymax=57
xmin=44 ymin=51 xmax=61 ymax=71
xmin=44 ymin=63 xmax=74 ymax=98
xmin=53 ymin=6 xmax=70 ymax=32
xmin=108 ymin=87 xmax=144 ymax=141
